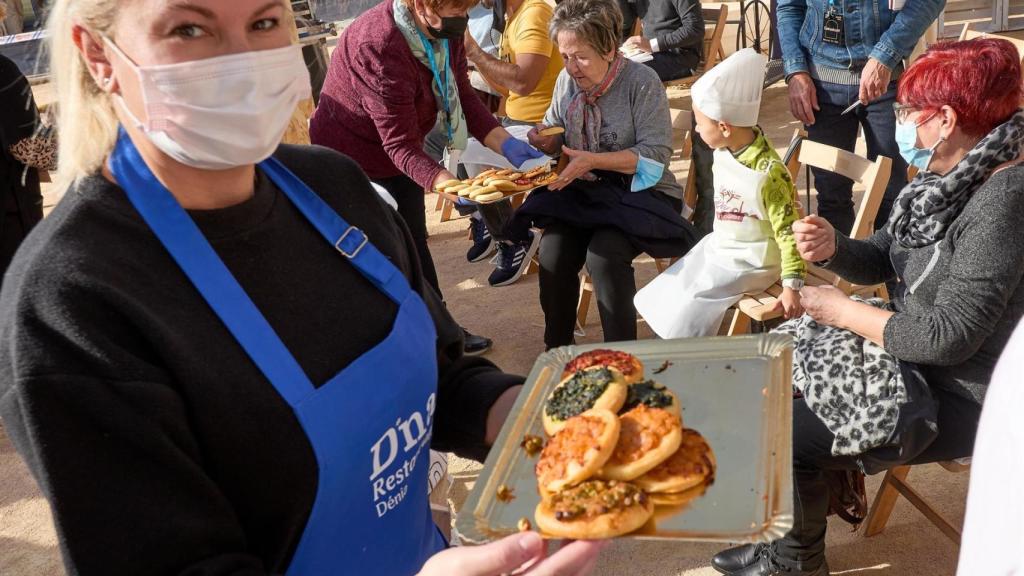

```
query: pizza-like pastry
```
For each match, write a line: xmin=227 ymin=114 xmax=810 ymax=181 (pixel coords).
xmin=600 ymin=404 xmax=682 ymax=481
xmin=649 ymin=483 xmax=708 ymax=512
xmin=530 ymin=171 xmax=560 ymax=188
xmin=543 ymin=366 xmax=628 ymax=435
xmin=535 ymin=409 xmax=620 ymax=493
xmin=523 ymin=164 xmax=551 ymax=179
xmin=534 ymin=479 xmax=653 ymax=539
xmin=635 ymin=428 xmax=715 ymax=494
xmin=562 ymin=349 xmax=645 ymax=385
xmin=620 ymin=380 xmax=681 ymax=420
xmin=433 ymin=179 xmax=460 ymax=192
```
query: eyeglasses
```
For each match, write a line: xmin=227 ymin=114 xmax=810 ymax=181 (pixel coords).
xmin=562 ymin=53 xmax=593 ymax=67
xmin=893 ymin=102 xmax=917 ymax=123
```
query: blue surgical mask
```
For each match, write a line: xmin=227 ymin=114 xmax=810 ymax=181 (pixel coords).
xmin=631 ymin=155 xmax=665 ymax=192
xmin=895 ymin=118 xmax=944 ymax=172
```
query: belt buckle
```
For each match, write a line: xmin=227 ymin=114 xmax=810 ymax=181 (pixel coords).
xmin=335 ymin=226 xmax=368 ymax=258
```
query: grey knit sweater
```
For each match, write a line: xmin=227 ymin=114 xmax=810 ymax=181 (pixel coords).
xmin=825 ymin=164 xmax=1024 ymax=405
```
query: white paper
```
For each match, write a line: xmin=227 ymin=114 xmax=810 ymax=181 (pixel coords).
xmin=620 ymin=44 xmax=654 ymax=63
xmin=457 ymin=124 xmax=552 ymax=174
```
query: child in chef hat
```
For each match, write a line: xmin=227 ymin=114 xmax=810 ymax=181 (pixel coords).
xmin=634 ymin=48 xmax=806 ymax=338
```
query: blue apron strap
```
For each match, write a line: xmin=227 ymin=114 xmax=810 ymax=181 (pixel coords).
xmin=109 ymin=130 xmax=315 ymax=407
xmin=258 ymin=158 xmax=414 ymax=305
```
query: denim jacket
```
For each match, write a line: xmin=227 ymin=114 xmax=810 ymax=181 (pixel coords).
xmin=776 ymin=0 xmax=944 ymax=78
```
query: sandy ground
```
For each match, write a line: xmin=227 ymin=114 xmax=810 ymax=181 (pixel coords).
xmin=0 ymin=41 xmax=972 ymax=576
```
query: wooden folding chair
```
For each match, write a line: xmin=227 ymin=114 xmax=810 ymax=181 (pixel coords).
xmin=576 ymin=109 xmax=696 ymax=330
xmin=959 ymin=23 xmax=1024 ymax=68
xmin=729 ymin=133 xmax=893 ymax=334
xmin=863 ymin=459 xmax=972 ymax=545
xmin=661 ymin=6 xmax=729 ymax=92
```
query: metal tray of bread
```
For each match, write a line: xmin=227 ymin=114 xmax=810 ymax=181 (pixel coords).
xmin=454 ymin=334 xmax=794 ymax=543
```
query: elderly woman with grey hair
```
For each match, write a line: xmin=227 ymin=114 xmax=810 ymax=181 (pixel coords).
xmin=510 ymin=0 xmax=698 ymax=349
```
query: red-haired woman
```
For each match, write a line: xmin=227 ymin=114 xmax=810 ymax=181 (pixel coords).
xmin=712 ymin=38 xmax=1024 ymax=576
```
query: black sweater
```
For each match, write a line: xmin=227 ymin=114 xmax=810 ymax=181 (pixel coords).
xmin=0 ymin=145 xmax=523 ymax=575
xmin=620 ymin=0 xmax=704 ymax=70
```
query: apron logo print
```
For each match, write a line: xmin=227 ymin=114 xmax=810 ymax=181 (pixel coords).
xmin=369 ymin=393 xmax=436 ymax=518
xmin=715 ymin=188 xmax=756 ymax=222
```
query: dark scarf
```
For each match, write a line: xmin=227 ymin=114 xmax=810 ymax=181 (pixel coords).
xmin=889 ymin=109 xmax=1024 ymax=248
xmin=564 ymin=54 xmax=626 ymax=152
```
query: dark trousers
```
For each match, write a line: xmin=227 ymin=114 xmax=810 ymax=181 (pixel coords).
xmin=690 ymin=124 xmax=715 ymax=237
xmin=371 ymin=174 xmax=442 ymax=296
xmin=538 ymin=222 xmax=642 ymax=348
xmin=805 ymin=80 xmax=909 ymax=235
xmin=776 ymin=388 xmax=981 ymax=571
xmin=643 ymin=52 xmax=694 ymax=82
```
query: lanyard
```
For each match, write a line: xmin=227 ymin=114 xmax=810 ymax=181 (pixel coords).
xmin=416 ymin=31 xmax=454 ymax=146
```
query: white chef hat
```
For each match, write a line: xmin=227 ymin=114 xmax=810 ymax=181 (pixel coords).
xmin=691 ymin=48 xmax=768 ymax=127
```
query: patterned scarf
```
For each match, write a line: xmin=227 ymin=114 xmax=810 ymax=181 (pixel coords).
xmin=565 ymin=54 xmax=626 ymax=152
xmin=889 ymin=109 xmax=1024 ymax=248
xmin=392 ymin=0 xmax=468 ymax=150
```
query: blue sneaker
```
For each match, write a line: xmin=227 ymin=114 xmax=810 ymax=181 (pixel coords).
xmin=487 ymin=232 xmax=540 ymax=287
xmin=466 ymin=217 xmax=496 ymax=263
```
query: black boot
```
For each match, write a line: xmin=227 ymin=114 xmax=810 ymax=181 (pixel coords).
xmin=462 ymin=328 xmax=493 ymax=356
xmin=711 ymin=543 xmax=764 ymax=574
xmin=728 ymin=545 xmax=829 ymax=576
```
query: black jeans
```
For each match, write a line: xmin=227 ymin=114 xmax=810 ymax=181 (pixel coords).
xmin=690 ymin=123 xmax=715 ymax=237
xmin=805 ymin=80 xmax=909 ymax=235
xmin=371 ymin=174 xmax=442 ymax=296
xmin=538 ymin=222 xmax=642 ymax=348
xmin=776 ymin=387 xmax=981 ymax=571
xmin=643 ymin=52 xmax=694 ymax=82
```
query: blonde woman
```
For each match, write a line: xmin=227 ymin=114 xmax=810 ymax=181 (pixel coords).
xmin=0 ymin=1 xmax=602 ymax=574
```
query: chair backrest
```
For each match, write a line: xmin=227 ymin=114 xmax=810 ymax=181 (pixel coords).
xmin=958 ymin=23 xmax=1024 ymax=67
xmin=668 ymin=108 xmax=697 ymax=217
xmin=701 ymin=6 xmax=729 ymax=71
xmin=796 ymin=140 xmax=893 ymax=241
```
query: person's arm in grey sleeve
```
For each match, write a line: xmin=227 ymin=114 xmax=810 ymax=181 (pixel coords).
xmin=654 ymin=0 xmax=704 ymax=51
xmin=823 ymin=229 xmax=898 ymax=286
xmin=870 ymin=0 xmax=945 ymax=69
xmin=626 ymin=74 xmax=674 ymax=167
xmin=776 ymin=0 xmax=811 ymax=77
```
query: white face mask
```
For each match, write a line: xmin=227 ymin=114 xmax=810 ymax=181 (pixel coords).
xmin=105 ymin=38 xmax=312 ymax=170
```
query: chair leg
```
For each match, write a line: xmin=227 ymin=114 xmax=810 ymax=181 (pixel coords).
xmin=434 ymin=193 xmax=444 ymax=211
xmin=863 ymin=465 xmax=911 ymax=537
xmin=727 ymin=309 xmax=751 ymax=335
xmin=577 ymin=276 xmax=594 ymax=328
xmin=439 ymin=198 xmax=454 ymax=223
xmin=524 ymin=256 xmax=539 ymax=276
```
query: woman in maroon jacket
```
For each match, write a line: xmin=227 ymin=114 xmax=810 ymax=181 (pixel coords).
xmin=310 ymin=0 xmax=541 ymax=354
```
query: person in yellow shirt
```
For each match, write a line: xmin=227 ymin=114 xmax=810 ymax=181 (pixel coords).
xmin=464 ymin=0 xmax=563 ymax=125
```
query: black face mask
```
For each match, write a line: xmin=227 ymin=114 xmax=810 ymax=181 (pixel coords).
xmin=424 ymin=12 xmax=469 ymax=39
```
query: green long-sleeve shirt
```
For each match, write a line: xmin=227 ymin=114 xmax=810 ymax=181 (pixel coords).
xmin=732 ymin=128 xmax=806 ymax=280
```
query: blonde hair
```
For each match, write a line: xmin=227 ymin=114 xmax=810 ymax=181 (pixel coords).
xmin=47 ymin=0 xmax=120 ymax=191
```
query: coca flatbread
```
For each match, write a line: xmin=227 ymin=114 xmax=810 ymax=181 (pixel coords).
xmin=535 ymin=409 xmax=620 ymax=493
xmin=534 ymin=479 xmax=652 ymax=539
xmin=635 ymin=428 xmax=716 ymax=494
xmin=563 ymin=349 xmax=645 ymax=385
xmin=543 ymin=366 xmax=628 ymax=435
xmin=601 ymin=404 xmax=682 ymax=481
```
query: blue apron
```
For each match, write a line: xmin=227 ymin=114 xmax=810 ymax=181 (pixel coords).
xmin=109 ymin=131 xmax=446 ymax=575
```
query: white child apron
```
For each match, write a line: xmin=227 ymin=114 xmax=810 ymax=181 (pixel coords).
xmin=635 ymin=149 xmax=782 ymax=338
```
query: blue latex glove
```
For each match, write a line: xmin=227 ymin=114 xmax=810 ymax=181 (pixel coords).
xmin=501 ymin=137 xmax=544 ymax=168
